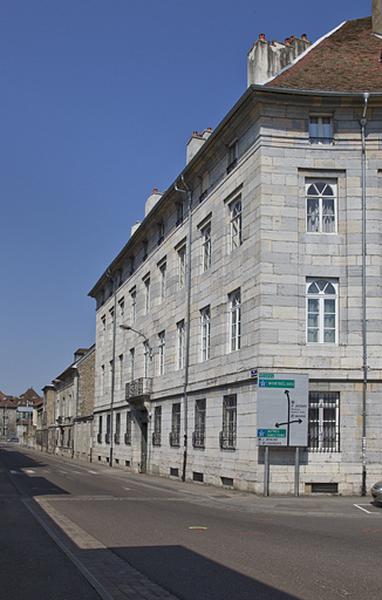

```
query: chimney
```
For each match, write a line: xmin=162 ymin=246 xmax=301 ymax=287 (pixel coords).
xmin=247 ymin=33 xmax=311 ymax=86
xmin=372 ymin=0 xmax=382 ymax=34
xmin=130 ymin=221 xmax=141 ymax=237
xmin=186 ymin=128 xmax=213 ymax=164
xmin=144 ymin=188 xmax=162 ymax=217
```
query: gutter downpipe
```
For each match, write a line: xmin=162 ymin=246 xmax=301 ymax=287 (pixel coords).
xmin=174 ymin=176 xmax=193 ymax=482
xmin=360 ymin=92 xmax=369 ymax=496
xmin=106 ymin=270 xmax=118 ymax=468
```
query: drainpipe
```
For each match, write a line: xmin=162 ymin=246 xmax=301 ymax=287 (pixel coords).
xmin=360 ymin=92 xmax=369 ymax=496
xmin=174 ymin=176 xmax=193 ymax=482
xmin=106 ymin=270 xmax=118 ymax=468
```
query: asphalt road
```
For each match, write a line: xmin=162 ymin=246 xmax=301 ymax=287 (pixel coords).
xmin=1 ymin=444 xmax=382 ymax=600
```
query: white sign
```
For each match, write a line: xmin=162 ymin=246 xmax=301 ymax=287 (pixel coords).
xmin=257 ymin=373 xmax=309 ymax=447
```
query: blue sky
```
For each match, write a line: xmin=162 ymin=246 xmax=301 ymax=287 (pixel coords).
xmin=0 ymin=0 xmax=370 ymax=395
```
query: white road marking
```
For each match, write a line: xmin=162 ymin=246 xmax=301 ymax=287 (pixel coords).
xmin=59 ymin=470 xmax=68 ymax=474
xmin=123 ymin=487 xmax=131 ymax=491
xmin=354 ymin=503 xmax=374 ymax=514
xmin=25 ymin=469 xmax=35 ymax=474
xmin=9 ymin=470 xmax=19 ymax=475
xmin=87 ymin=470 xmax=98 ymax=474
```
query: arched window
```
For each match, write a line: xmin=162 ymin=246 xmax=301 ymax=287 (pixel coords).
xmin=306 ymin=180 xmax=337 ymax=233
xmin=307 ymin=278 xmax=338 ymax=343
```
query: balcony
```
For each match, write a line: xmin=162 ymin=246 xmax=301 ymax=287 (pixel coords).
xmin=125 ymin=377 xmax=152 ymax=408
xmin=124 ymin=432 xmax=131 ymax=446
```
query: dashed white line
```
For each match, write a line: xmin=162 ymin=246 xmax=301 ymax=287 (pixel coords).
xmin=25 ymin=469 xmax=35 ymax=474
xmin=354 ymin=503 xmax=373 ymax=514
xmin=87 ymin=470 xmax=98 ymax=475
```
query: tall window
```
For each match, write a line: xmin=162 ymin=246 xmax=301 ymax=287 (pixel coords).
xmin=201 ymin=222 xmax=211 ymax=272
xmin=106 ymin=413 xmax=111 ymax=444
xmin=307 ymin=279 xmax=338 ymax=343
xmin=229 ymin=289 xmax=241 ymax=351
xmin=143 ymin=341 xmax=150 ymax=377
xmin=176 ymin=320 xmax=185 ymax=370
xmin=229 ymin=197 xmax=242 ymax=250
xmin=227 ymin=140 xmax=238 ymax=173
xmin=109 ymin=360 xmax=113 ymax=392
xmin=142 ymin=240 xmax=148 ymax=261
xmin=200 ymin=306 xmax=211 ymax=361
xmin=109 ymin=306 xmax=114 ymax=327
xmin=143 ymin=276 xmax=150 ymax=314
xmin=309 ymin=116 xmax=333 ymax=144
xmin=306 ymin=180 xmax=337 ymax=233
xmin=308 ymin=392 xmax=340 ymax=452
xmin=130 ymin=348 xmax=135 ymax=380
xmin=97 ymin=415 xmax=102 ymax=444
xmin=118 ymin=354 xmax=124 ymax=389
xmin=178 ymin=244 xmax=186 ymax=289
xmin=157 ymin=222 xmax=165 ymax=245
xmin=125 ymin=412 xmax=132 ymax=445
xmin=199 ymin=171 xmax=209 ymax=202
xmin=101 ymin=365 xmax=105 ymax=395
xmin=115 ymin=412 xmax=121 ymax=444
xmin=159 ymin=260 xmax=166 ymax=302
xmin=118 ymin=297 xmax=125 ymax=320
xmin=130 ymin=288 xmax=136 ymax=323
xmin=176 ymin=201 xmax=184 ymax=226
xmin=220 ymin=395 xmax=237 ymax=450
xmin=101 ymin=315 xmax=106 ymax=332
xmin=152 ymin=406 xmax=162 ymax=446
xmin=158 ymin=331 xmax=165 ymax=375
xmin=170 ymin=403 xmax=181 ymax=447
xmin=193 ymin=399 xmax=206 ymax=449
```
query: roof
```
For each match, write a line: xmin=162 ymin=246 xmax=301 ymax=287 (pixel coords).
xmin=268 ymin=17 xmax=382 ymax=92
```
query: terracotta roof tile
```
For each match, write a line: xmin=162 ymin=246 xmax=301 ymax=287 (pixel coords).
xmin=268 ymin=17 xmax=382 ymax=92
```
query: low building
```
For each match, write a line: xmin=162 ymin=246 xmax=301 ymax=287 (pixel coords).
xmin=73 ymin=345 xmax=95 ymax=462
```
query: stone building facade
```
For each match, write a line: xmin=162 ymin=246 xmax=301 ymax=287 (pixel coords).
xmin=89 ymin=9 xmax=382 ymax=495
xmin=73 ymin=345 xmax=95 ymax=462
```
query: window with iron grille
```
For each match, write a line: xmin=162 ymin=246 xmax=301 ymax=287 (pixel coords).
xmin=220 ymin=395 xmax=237 ymax=450
xmin=125 ymin=411 xmax=132 ymax=445
xmin=105 ymin=413 xmax=111 ymax=444
xmin=158 ymin=331 xmax=165 ymax=375
xmin=152 ymin=406 xmax=162 ymax=446
xmin=229 ymin=289 xmax=241 ymax=352
xmin=170 ymin=403 xmax=181 ymax=447
xmin=114 ymin=412 xmax=121 ymax=444
xmin=308 ymin=392 xmax=340 ymax=452
xmin=229 ymin=197 xmax=242 ymax=251
xmin=193 ymin=399 xmax=206 ymax=449
xmin=201 ymin=222 xmax=211 ymax=272
xmin=309 ymin=116 xmax=333 ymax=144
xmin=307 ymin=278 xmax=338 ymax=344
xmin=176 ymin=320 xmax=185 ymax=370
xmin=200 ymin=306 xmax=211 ymax=362
xmin=306 ymin=180 xmax=337 ymax=233
xmin=97 ymin=416 xmax=102 ymax=444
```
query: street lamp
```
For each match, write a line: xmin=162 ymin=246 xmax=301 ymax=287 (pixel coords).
xmin=119 ymin=324 xmax=153 ymax=358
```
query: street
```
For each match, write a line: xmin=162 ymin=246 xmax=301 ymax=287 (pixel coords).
xmin=1 ymin=444 xmax=382 ymax=600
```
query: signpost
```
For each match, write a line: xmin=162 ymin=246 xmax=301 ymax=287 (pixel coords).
xmin=256 ymin=373 xmax=309 ymax=496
